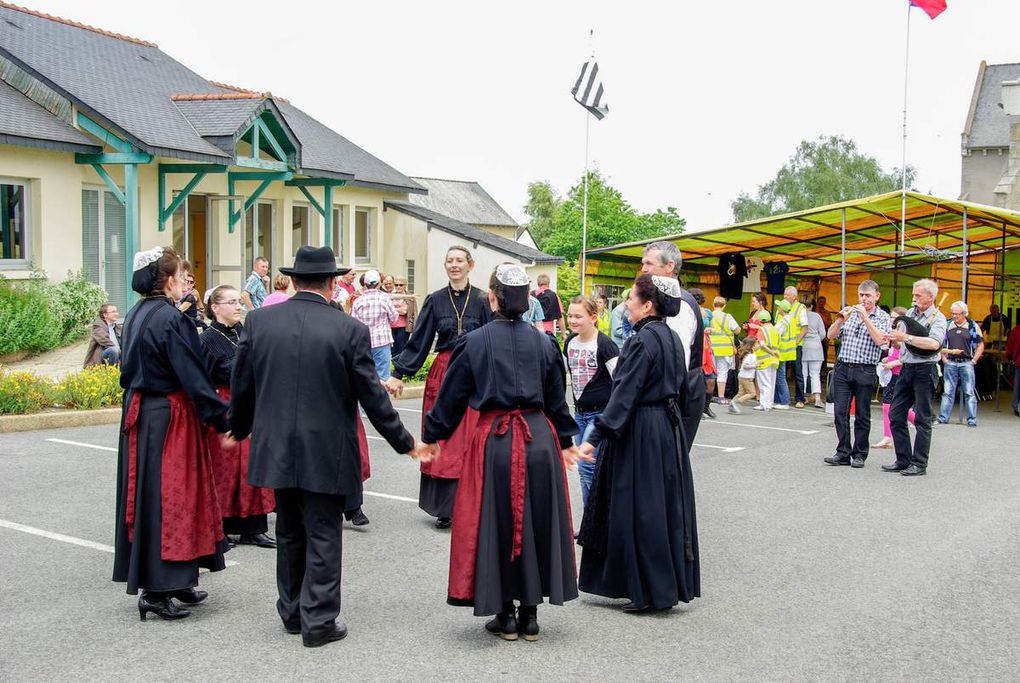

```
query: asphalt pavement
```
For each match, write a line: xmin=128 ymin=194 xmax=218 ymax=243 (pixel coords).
xmin=1 ymin=398 xmax=1019 ymax=681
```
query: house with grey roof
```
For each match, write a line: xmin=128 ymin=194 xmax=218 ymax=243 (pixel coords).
xmin=0 ymin=3 xmax=559 ymax=311
xmin=961 ymin=61 xmax=1020 ymax=207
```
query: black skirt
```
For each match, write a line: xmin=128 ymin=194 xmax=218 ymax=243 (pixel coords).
xmin=419 ymin=474 xmax=458 ymax=519
xmin=470 ymin=412 xmax=577 ymax=616
xmin=112 ymin=394 xmax=228 ymax=595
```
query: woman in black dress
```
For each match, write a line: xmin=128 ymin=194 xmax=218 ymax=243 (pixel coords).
xmin=393 ymin=245 xmax=492 ymax=528
xmin=578 ymin=274 xmax=701 ymax=612
xmin=201 ymin=285 xmax=276 ymax=548
xmin=423 ymin=264 xmax=587 ymax=642
xmin=113 ymin=246 xmax=231 ymax=621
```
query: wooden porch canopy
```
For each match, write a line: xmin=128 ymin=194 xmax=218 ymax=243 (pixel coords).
xmin=584 ymin=191 xmax=1020 ymax=288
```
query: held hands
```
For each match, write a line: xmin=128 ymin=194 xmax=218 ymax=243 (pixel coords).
xmin=407 ymin=441 xmax=440 ymax=462
xmin=562 ymin=443 xmax=595 ymax=469
xmin=384 ymin=376 xmax=404 ymax=398
xmin=219 ymin=431 xmax=239 ymax=448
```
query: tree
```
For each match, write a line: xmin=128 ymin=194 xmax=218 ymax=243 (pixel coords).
xmin=730 ymin=135 xmax=918 ymax=222
xmin=523 ymin=181 xmax=562 ymax=249
xmin=538 ymin=170 xmax=685 ymax=261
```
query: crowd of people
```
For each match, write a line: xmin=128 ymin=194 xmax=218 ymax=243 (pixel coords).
xmin=101 ymin=237 xmax=1015 ymax=648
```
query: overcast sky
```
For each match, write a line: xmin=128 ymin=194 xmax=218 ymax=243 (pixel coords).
xmin=28 ymin=0 xmax=1020 ymax=231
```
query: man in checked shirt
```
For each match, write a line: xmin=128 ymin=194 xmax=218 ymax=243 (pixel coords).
xmin=352 ymin=269 xmax=399 ymax=384
xmin=823 ymin=280 xmax=891 ymax=469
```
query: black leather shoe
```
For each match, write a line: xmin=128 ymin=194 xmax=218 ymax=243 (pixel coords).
xmin=850 ymin=457 xmax=865 ymax=468
xmin=901 ymin=465 xmax=926 ymax=476
xmin=621 ymin=601 xmax=649 ymax=612
xmin=881 ymin=463 xmax=907 ymax=472
xmin=238 ymin=533 xmax=276 ymax=548
xmin=170 ymin=587 xmax=208 ymax=604
xmin=303 ymin=621 xmax=348 ymax=647
xmin=1013 ymin=407 xmax=1020 ymax=417
xmin=283 ymin=623 xmax=301 ymax=635
xmin=823 ymin=456 xmax=851 ymax=466
xmin=517 ymin=605 xmax=539 ymax=642
xmin=484 ymin=604 xmax=518 ymax=641
xmin=435 ymin=517 xmax=452 ymax=529
xmin=349 ymin=509 xmax=370 ymax=527
xmin=138 ymin=594 xmax=191 ymax=621
xmin=703 ymin=405 xmax=716 ymax=419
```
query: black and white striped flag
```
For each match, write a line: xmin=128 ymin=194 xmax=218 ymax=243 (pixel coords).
xmin=571 ymin=61 xmax=608 ymax=120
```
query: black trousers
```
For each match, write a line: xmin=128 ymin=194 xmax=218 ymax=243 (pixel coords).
xmin=794 ymin=346 xmax=806 ymax=402
xmin=889 ymin=362 xmax=937 ymax=469
xmin=832 ymin=363 xmax=877 ymax=460
xmin=274 ymin=488 xmax=346 ymax=639
xmin=391 ymin=328 xmax=409 ymax=357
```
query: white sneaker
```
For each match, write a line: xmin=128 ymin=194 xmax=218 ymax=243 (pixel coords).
xmin=753 ymin=405 xmax=769 ymax=411
xmin=774 ymin=404 xmax=790 ymax=411
xmin=728 ymin=403 xmax=741 ymax=415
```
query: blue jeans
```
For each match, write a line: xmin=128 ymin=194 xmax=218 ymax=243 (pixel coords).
xmin=574 ymin=410 xmax=601 ymax=506
xmin=774 ymin=361 xmax=790 ymax=405
xmin=938 ymin=361 xmax=977 ymax=425
xmin=100 ymin=347 xmax=120 ymax=365
xmin=371 ymin=345 xmax=392 ymax=381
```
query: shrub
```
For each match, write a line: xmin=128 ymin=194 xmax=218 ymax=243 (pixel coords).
xmin=407 ymin=353 xmax=435 ymax=384
xmin=0 ymin=370 xmax=55 ymax=414
xmin=0 ymin=271 xmax=108 ymax=356
xmin=0 ymin=275 xmax=60 ymax=355
xmin=56 ymin=364 xmax=123 ymax=410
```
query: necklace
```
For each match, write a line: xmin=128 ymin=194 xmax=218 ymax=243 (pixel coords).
xmin=211 ymin=324 xmax=239 ymax=348
xmin=448 ymin=283 xmax=470 ymax=335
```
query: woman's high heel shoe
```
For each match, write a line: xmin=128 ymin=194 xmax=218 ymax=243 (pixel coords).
xmin=170 ymin=587 xmax=208 ymax=604
xmin=138 ymin=594 xmax=191 ymax=621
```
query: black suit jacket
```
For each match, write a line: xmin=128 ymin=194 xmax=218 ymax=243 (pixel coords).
xmin=230 ymin=291 xmax=415 ymax=496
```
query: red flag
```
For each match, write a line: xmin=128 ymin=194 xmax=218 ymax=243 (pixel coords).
xmin=910 ymin=0 xmax=947 ymax=19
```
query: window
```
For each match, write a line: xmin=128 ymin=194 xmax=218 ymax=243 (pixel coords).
xmin=292 ymin=204 xmax=310 ymax=256
xmin=405 ymin=259 xmax=416 ymax=293
xmin=331 ymin=206 xmax=345 ymax=263
xmin=594 ymin=284 xmax=624 ymax=309
xmin=81 ymin=186 xmax=126 ymax=312
xmin=1 ymin=179 xmax=29 ymax=263
xmin=354 ymin=207 xmax=372 ymax=263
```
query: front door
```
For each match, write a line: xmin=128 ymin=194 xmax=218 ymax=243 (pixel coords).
xmin=81 ymin=187 xmax=127 ymax=311
xmin=187 ymin=195 xmax=208 ymax=297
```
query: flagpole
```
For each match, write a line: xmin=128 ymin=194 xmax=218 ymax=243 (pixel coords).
xmin=900 ymin=1 xmax=912 ymax=255
xmin=581 ymin=112 xmax=590 ymax=296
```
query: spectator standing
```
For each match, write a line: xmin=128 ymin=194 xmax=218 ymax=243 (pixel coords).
xmin=801 ymin=299 xmax=827 ymax=408
xmin=522 ymin=292 xmax=546 ymax=332
xmin=823 ymin=280 xmax=891 ymax=468
xmin=817 ymin=295 xmax=834 ymax=363
xmin=242 ymin=256 xmax=269 ymax=311
xmin=177 ymin=268 xmax=202 ymax=329
xmin=707 ymin=296 xmax=740 ymax=404
xmin=689 ymin=288 xmax=716 ymax=418
xmin=728 ymin=337 xmax=759 ymax=414
xmin=609 ymin=290 xmax=632 ymax=348
xmin=388 ymin=277 xmax=417 ymax=356
xmin=773 ymin=300 xmax=795 ymax=410
xmin=753 ymin=310 xmax=780 ymax=411
xmin=596 ymin=294 xmax=612 ymax=336
xmin=332 ymin=268 xmax=358 ymax=310
xmin=261 ymin=274 xmax=292 ymax=307
xmin=1005 ymin=323 xmax=1020 ymax=417
xmin=980 ymin=304 xmax=1011 ymax=349
xmin=352 ymin=269 xmax=399 ymax=381
xmin=936 ymin=301 xmax=984 ymax=427
xmin=884 ymin=278 xmax=947 ymax=477
xmin=783 ymin=286 xmax=810 ymax=407
xmin=533 ymin=274 xmax=565 ymax=335
xmin=84 ymin=303 xmax=122 ymax=367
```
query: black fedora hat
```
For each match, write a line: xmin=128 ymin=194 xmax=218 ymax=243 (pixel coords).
xmin=279 ymin=246 xmax=350 ymax=277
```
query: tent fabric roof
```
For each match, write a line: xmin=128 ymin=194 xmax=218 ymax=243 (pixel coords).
xmin=585 ymin=191 xmax=1020 ymax=281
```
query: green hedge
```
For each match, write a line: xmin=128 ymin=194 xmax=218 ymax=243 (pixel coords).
xmin=0 ymin=271 xmax=108 ymax=356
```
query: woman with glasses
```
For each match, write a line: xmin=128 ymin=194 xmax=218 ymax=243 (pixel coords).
xmin=389 ymin=277 xmax=417 ymax=357
xmin=201 ymin=285 xmax=276 ymax=548
xmin=177 ymin=264 xmax=203 ymax=330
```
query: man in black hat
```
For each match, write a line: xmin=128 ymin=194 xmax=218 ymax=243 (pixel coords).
xmin=230 ymin=246 xmax=429 ymax=647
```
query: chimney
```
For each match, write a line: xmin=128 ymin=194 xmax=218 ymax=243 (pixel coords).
xmin=993 ymin=79 xmax=1020 ymax=210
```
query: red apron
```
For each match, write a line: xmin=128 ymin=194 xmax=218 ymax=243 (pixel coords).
xmin=356 ymin=413 xmax=371 ymax=481
xmin=123 ymin=390 xmax=224 ymax=562
xmin=447 ymin=409 xmax=574 ymax=603
xmin=206 ymin=387 xmax=275 ymax=518
xmin=420 ymin=349 xmax=478 ymax=480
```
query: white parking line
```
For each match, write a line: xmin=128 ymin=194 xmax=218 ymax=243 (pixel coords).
xmin=363 ymin=491 xmax=418 ymax=503
xmin=46 ymin=438 xmax=117 ymax=452
xmin=693 ymin=443 xmax=745 ymax=453
xmin=0 ymin=518 xmax=116 ymax=552
xmin=705 ymin=420 xmax=819 ymax=436
xmin=395 ymin=407 xmax=422 ymax=414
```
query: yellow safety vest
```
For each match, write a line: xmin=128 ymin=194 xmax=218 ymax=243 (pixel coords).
xmin=597 ymin=310 xmax=611 ymax=335
xmin=707 ymin=311 xmax=737 ymax=357
xmin=755 ymin=326 xmax=780 ymax=369
xmin=787 ymin=301 xmax=805 ymax=344
xmin=777 ymin=317 xmax=797 ymax=361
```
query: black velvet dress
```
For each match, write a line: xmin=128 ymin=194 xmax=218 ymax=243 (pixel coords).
xmin=113 ymin=296 xmax=230 ymax=596
xmin=578 ymin=316 xmax=701 ymax=610
xmin=394 ymin=284 xmax=492 ymax=519
xmin=423 ymin=319 xmax=579 ymax=616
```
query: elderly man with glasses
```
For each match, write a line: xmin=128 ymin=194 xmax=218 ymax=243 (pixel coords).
xmin=936 ymin=301 xmax=984 ymax=427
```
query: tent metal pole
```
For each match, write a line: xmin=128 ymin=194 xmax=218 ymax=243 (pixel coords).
xmin=996 ymin=221 xmax=1007 ymax=412
xmin=962 ymin=206 xmax=969 ymax=300
xmin=840 ymin=208 xmax=847 ymax=307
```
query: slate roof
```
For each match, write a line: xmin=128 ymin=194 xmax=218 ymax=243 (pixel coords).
xmin=0 ymin=79 xmax=99 ymax=152
xmin=964 ymin=62 xmax=1020 ymax=150
xmin=0 ymin=2 xmax=423 ymax=191
xmin=408 ymin=177 xmax=518 ymax=226
xmin=171 ymin=98 xmax=264 ymax=137
xmin=385 ymin=201 xmax=562 ymax=264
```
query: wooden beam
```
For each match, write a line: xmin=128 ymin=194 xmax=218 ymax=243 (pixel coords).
xmin=89 ymin=164 xmax=125 ymax=205
xmin=255 ymin=118 xmax=288 ymax=162
xmin=75 ymin=152 xmax=152 ymax=164
xmin=297 ymin=186 xmax=325 ymax=216
xmin=234 ymin=156 xmax=289 ymax=172
xmin=285 ymin=178 xmax=349 ymax=187
xmin=76 ymin=112 xmax=132 ymax=153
